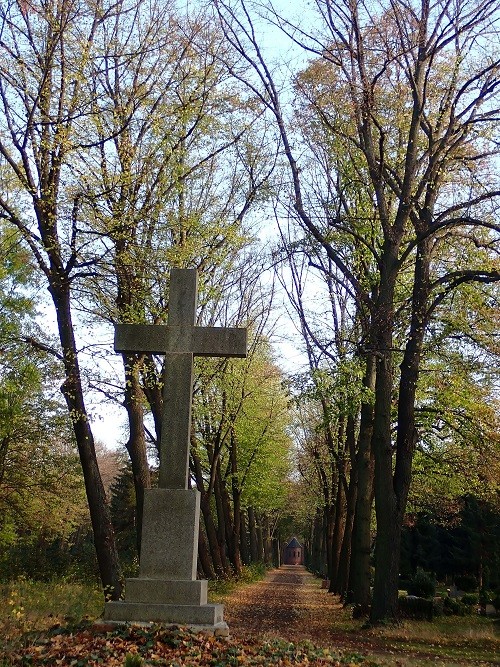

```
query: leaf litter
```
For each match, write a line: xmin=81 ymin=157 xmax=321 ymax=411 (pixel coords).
xmin=2 ymin=567 xmax=498 ymax=666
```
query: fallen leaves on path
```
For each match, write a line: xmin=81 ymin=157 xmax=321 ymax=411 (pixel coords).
xmin=3 ymin=567 xmax=498 ymax=666
xmin=224 ymin=567 xmax=342 ymax=643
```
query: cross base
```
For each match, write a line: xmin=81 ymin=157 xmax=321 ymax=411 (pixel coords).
xmin=98 ymin=617 xmax=230 ymax=638
xmin=104 ymin=600 xmax=225 ymax=627
xmin=124 ymin=578 xmax=207 ymax=605
xmin=103 ymin=488 xmax=227 ymax=633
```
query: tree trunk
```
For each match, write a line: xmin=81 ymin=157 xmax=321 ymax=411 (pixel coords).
xmin=51 ymin=283 xmax=123 ymax=599
xmin=336 ymin=414 xmax=358 ymax=596
xmin=370 ymin=256 xmax=399 ymax=622
xmin=337 ymin=474 xmax=357 ymax=596
xmin=214 ymin=467 xmax=233 ymax=575
xmin=248 ymin=506 xmax=259 ymax=563
xmin=198 ymin=525 xmax=215 ymax=579
xmin=273 ymin=535 xmax=281 ymax=567
xmin=310 ymin=508 xmax=323 ymax=574
xmin=394 ymin=239 xmax=430 ymax=518
xmin=329 ymin=463 xmax=347 ymax=593
xmin=141 ymin=355 xmax=164 ymax=449
xmin=228 ymin=489 xmax=242 ymax=575
xmin=122 ymin=356 xmax=151 ymax=556
xmin=256 ymin=513 xmax=264 ymax=563
xmin=201 ymin=492 xmax=228 ymax=577
xmin=325 ymin=504 xmax=335 ymax=583
xmin=371 ymin=240 xmax=430 ymax=622
xmin=191 ymin=448 xmax=227 ymax=577
xmin=228 ymin=427 xmax=242 ymax=575
xmin=217 ymin=463 xmax=239 ymax=575
xmin=349 ymin=354 xmax=376 ymax=610
xmin=240 ymin=510 xmax=250 ymax=565
xmin=262 ymin=514 xmax=272 ymax=566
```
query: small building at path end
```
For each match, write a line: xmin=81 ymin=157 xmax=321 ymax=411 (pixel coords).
xmin=283 ymin=537 xmax=304 ymax=565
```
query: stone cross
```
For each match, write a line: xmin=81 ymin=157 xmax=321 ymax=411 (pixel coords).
xmin=114 ymin=268 xmax=247 ymax=489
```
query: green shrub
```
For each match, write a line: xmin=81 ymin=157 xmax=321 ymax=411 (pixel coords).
xmin=398 ymin=579 xmax=411 ymax=593
xmin=479 ymin=589 xmax=492 ymax=605
xmin=208 ymin=563 xmax=268 ymax=601
xmin=399 ymin=595 xmax=434 ymax=620
xmin=443 ymin=597 xmax=467 ymax=616
xmin=0 ymin=532 xmax=99 ymax=583
xmin=455 ymin=574 xmax=478 ymax=593
xmin=432 ymin=596 xmax=444 ymax=616
xmin=407 ymin=568 xmax=436 ymax=599
xmin=241 ymin=562 xmax=268 ymax=583
xmin=461 ymin=593 xmax=479 ymax=607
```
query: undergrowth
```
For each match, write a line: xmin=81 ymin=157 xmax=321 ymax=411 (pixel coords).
xmin=368 ymin=615 xmax=499 ymax=664
xmin=208 ymin=562 xmax=269 ymax=601
xmin=0 ymin=577 xmax=103 ymax=641
xmin=0 ymin=564 xmax=268 ymax=642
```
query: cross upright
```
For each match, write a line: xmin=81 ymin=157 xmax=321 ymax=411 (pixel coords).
xmin=115 ymin=268 xmax=247 ymax=489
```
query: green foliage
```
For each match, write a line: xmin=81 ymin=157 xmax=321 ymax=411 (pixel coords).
xmin=279 ymin=0 xmax=500 ymax=622
xmin=0 ymin=225 xmax=91 ymax=582
xmin=461 ymin=593 xmax=479 ymax=607
xmin=407 ymin=569 xmax=436 ymax=599
xmin=401 ymin=497 xmax=500 ymax=590
xmin=194 ymin=338 xmax=293 ymax=515
xmin=76 ymin=4 xmax=262 ymax=332
xmin=209 ymin=562 xmax=268 ymax=601
xmin=0 ymin=578 xmax=102 ymax=640
xmin=398 ymin=594 xmax=435 ymax=621
xmin=443 ymin=597 xmax=469 ymax=616
xmin=0 ymin=531 xmax=99 ymax=583
xmin=410 ymin=305 xmax=500 ymax=516
xmin=455 ymin=575 xmax=479 ymax=593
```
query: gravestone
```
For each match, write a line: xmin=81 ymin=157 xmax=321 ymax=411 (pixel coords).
xmin=104 ymin=268 xmax=247 ymax=633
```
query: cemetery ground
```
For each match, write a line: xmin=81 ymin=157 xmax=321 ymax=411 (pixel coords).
xmin=0 ymin=566 xmax=498 ymax=667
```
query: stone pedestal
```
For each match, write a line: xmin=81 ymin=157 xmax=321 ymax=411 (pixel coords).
xmin=104 ymin=488 xmax=227 ymax=634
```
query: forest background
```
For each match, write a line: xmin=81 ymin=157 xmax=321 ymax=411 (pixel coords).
xmin=0 ymin=0 xmax=499 ymax=624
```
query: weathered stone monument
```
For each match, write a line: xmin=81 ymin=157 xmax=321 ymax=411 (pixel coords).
xmin=104 ymin=268 xmax=247 ymax=633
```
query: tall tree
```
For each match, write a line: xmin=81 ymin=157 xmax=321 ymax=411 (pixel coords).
xmin=0 ymin=0 xmax=129 ymax=598
xmin=71 ymin=1 xmax=273 ymax=555
xmin=190 ymin=260 xmax=292 ymax=576
xmin=0 ymin=225 xmax=86 ymax=569
xmin=214 ymin=0 xmax=500 ymax=620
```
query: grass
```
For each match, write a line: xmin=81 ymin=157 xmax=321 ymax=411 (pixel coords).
xmin=324 ymin=607 xmax=500 ymax=665
xmin=0 ymin=562 xmax=268 ymax=638
xmin=208 ymin=562 xmax=269 ymax=602
xmin=0 ymin=564 xmax=268 ymax=643
xmin=0 ymin=577 xmax=103 ymax=642
xmin=369 ymin=615 xmax=500 ymax=665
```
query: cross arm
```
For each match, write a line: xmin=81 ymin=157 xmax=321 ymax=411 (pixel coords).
xmin=114 ymin=324 xmax=247 ymax=358
xmin=192 ymin=327 xmax=247 ymax=358
xmin=114 ymin=324 xmax=169 ymax=355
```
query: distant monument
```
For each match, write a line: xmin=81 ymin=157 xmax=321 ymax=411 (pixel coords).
xmin=283 ymin=537 xmax=304 ymax=565
xmin=105 ymin=268 xmax=247 ymax=633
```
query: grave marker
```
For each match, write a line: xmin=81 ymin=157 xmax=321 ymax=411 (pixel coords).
xmin=104 ymin=268 xmax=247 ymax=633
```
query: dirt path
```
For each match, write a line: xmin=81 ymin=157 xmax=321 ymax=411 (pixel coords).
xmin=224 ymin=565 xmax=345 ymax=643
xmin=223 ymin=566 xmax=499 ymax=666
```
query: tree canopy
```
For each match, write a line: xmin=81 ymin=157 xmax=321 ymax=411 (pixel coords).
xmin=0 ymin=0 xmax=498 ymax=624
